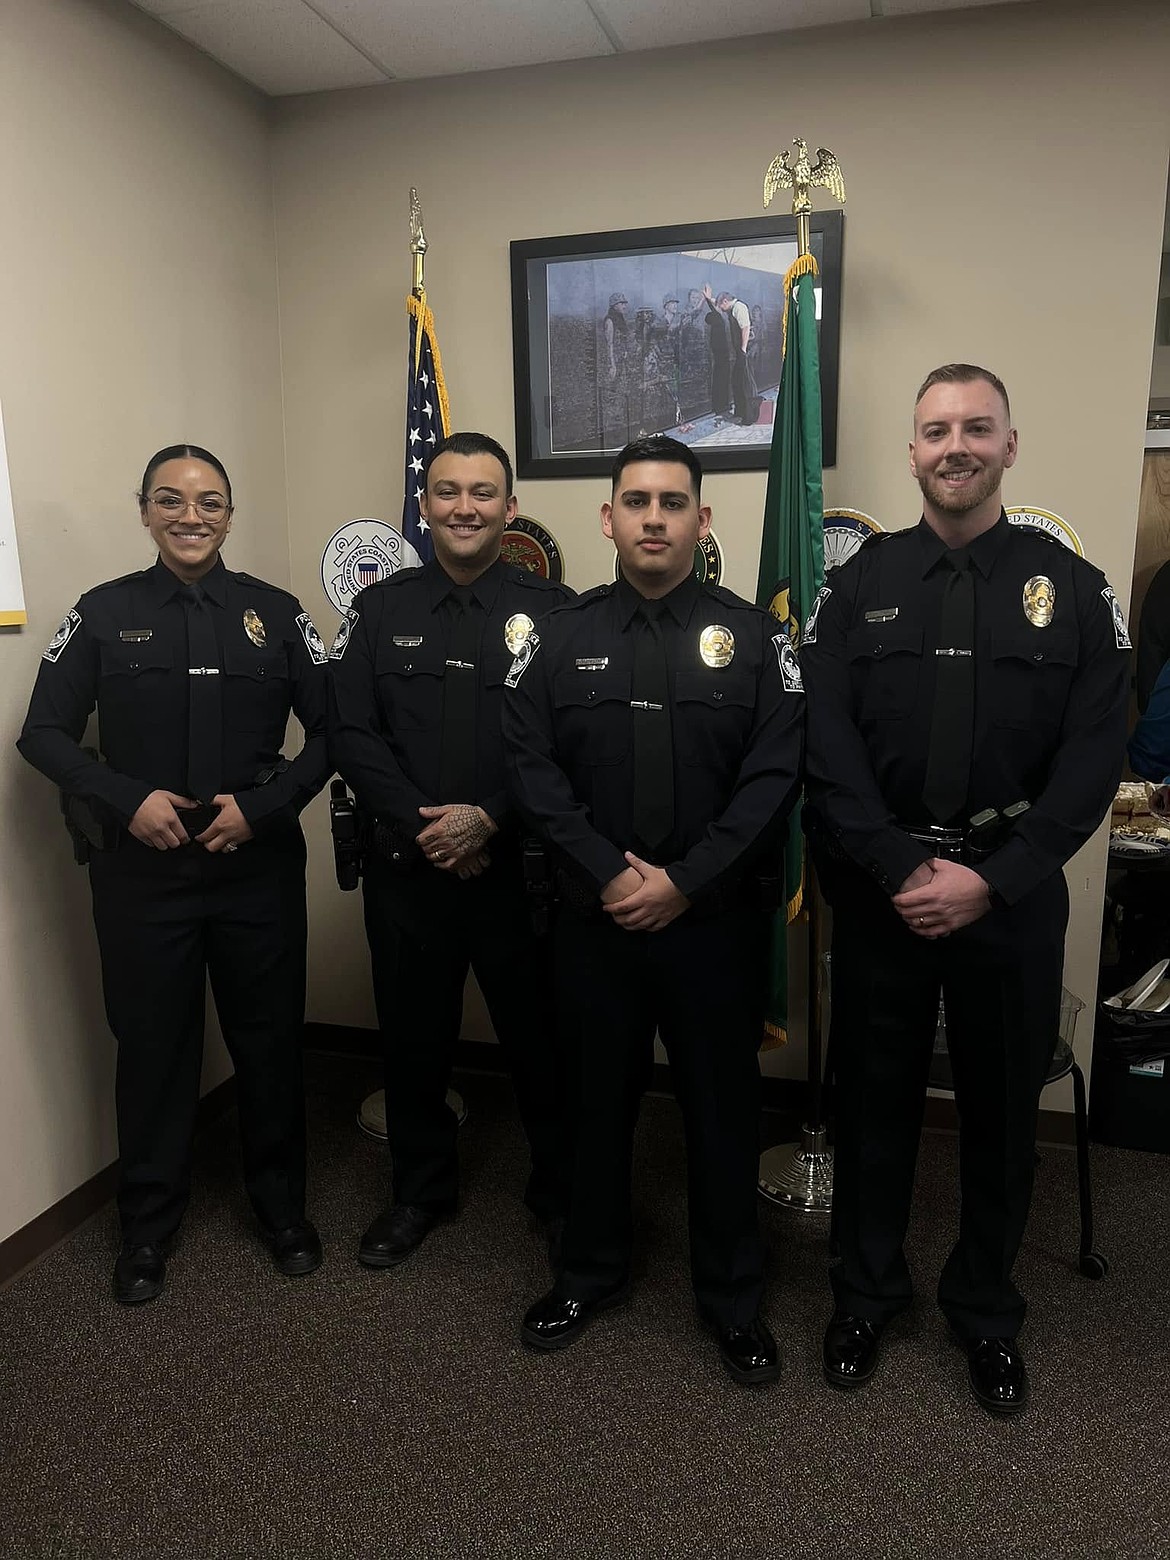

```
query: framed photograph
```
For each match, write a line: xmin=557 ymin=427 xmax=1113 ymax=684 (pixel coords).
xmin=510 ymin=211 xmax=842 ymax=480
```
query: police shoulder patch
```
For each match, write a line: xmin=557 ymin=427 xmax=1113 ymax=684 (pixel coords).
xmin=803 ymin=585 xmax=831 ymax=646
xmin=43 ymin=610 xmax=82 ymax=663
xmin=1101 ymin=586 xmax=1131 ymax=650
xmin=296 ymin=612 xmax=328 ymax=665
xmin=772 ymin=634 xmax=804 ymax=693
xmin=505 ymin=628 xmax=541 ymax=688
xmin=329 ymin=606 xmax=360 ymax=661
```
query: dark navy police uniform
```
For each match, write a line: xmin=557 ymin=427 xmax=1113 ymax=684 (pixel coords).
xmin=803 ymin=514 xmax=1129 ymax=1338
xmin=18 ymin=556 xmax=328 ymax=1245
xmin=327 ymin=558 xmax=574 ymax=1218
xmin=503 ymin=573 xmax=804 ymax=1326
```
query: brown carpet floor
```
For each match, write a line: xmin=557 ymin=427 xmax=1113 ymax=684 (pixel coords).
xmin=0 ymin=1052 xmax=1167 ymax=1560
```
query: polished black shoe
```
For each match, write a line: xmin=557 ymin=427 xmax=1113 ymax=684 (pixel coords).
xmin=822 ymin=1311 xmax=885 ymax=1389
xmin=520 ymin=1285 xmax=628 ymax=1351
xmin=113 ymin=1243 xmax=166 ymax=1305
xmin=264 ymin=1221 xmax=323 ymax=1278
xmin=713 ymin=1317 xmax=781 ymax=1386
xmin=358 ymin=1203 xmax=452 ymax=1269
xmin=959 ymin=1335 xmax=1030 ymax=1415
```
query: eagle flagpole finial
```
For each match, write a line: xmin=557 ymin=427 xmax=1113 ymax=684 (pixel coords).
xmin=763 ymin=138 xmax=846 ymax=257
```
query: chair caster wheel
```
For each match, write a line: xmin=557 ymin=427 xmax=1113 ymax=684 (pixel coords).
xmin=1079 ymin=1251 xmax=1109 ymax=1280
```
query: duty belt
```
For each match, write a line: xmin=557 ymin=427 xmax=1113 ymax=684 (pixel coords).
xmin=902 ymin=824 xmax=968 ymax=863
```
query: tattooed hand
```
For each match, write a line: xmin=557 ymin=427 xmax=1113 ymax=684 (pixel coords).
xmin=417 ymin=804 xmax=498 ymax=872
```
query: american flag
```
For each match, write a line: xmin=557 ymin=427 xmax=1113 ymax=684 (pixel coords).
xmin=401 ymin=291 xmax=451 ymax=565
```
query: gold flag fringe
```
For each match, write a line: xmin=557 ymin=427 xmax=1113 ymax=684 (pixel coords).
xmin=780 ymin=251 xmax=819 ymax=359
xmin=407 ymin=291 xmax=452 ymax=438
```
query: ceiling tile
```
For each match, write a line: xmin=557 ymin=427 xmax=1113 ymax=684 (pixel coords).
xmin=306 ymin=0 xmax=615 ymax=79
xmin=143 ymin=0 xmax=389 ymax=93
xmin=593 ymin=0 xmax=869 ymax=51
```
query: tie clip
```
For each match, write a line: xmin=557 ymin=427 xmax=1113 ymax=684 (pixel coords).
xmin=630 ymin=699 xmax=664 ymax=711
xmin=935 ymin=648 xmax=972 ymax=658
xmin=188 ymin=666 xmax=220 ymax=676
xmin=445 ymin=659 xmax=475 ymax=670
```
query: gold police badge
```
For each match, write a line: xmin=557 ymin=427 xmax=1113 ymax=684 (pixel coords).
xmin=699 ymin=624 xmax=734 ymax=667
xmin=243 ymin=607 xmax=266 ymax=648
xmin=1022 ymin=576 xmax=1055 ymax=628
xmin=504 ymin=613 xmax=535 ymax=656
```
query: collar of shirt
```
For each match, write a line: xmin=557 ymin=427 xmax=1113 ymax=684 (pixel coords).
xmin=613 ymin=571 xmax=701 ymax=630
xmin=147 ymin=555 xmax=229 ymax=607
xmin=424 ymin=556 xmax=507 ymax=614
xmin=914 ymin=509 xmax=1010 ymax=581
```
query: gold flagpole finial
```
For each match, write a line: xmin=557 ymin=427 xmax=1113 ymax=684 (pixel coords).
xmin=762 ymin=139 xmax=846 ymax=258
xmin=410 ymin=186 xmax=428 ymax=297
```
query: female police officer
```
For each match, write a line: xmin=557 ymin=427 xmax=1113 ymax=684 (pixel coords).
xmin=19 ymin=445 xmax=329 ymax=1303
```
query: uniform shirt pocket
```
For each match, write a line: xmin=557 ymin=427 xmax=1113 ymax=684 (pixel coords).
xmin=553 ymin=669 xmax=632 ymax=765
xmin=846 ymin=621 xmax=923 ymax=719
xmin=673 ymin=670 xmax=756 ymax=768
xmin=222 ymin=644 xmax=290 ymax=732
xmin=990 ymin=625 xmax=1077 ymax=729
xmin=374 ymin=642 xmax=445 ymax=730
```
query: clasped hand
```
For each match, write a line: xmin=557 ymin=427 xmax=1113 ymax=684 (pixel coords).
xmin=417 ymin=804 xmax=497 ymax=879
xmin=601 ymin=851 xmax=691 ymax=933
xmin=892 ymin=857 xmax=992 ymax=938
xmin=128 ymin=791 xmax=253 ymax=853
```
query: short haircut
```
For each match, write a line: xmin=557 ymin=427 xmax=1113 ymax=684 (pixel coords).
xmin=610 ymin=435 xmax=702 ymax=502
xmin=716 ymin=291 xmax=733 ymax=307
xmin=139 ymin=445 xmax=232 ymax=507
xmin=426 ymin=430 xmax=514 ymax=497
xmin=914 ymin=363 xmax=1011 ymax=423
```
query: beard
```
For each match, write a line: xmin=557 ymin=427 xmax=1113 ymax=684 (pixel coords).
xmin=918 ymin=460 xmax=1004 ymax=517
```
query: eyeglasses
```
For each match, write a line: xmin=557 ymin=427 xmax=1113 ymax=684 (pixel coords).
xmin=147 ymin=493 xmax=231 ymax=522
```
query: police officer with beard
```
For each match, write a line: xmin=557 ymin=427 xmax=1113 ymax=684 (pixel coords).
xmin=803 ymin=366 xmax=1129 ymax=1414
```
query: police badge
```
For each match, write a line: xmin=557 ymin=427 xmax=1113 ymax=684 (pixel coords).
xmin=1022 ymin=576 xmax=1055 ymax=628
xmin=504 ymin=613 xmax=535 ymax=656
xmin=243 ymin=608 xmax=266 ymax=648
xmin=699 ymin=625 xmax=734 ymax=668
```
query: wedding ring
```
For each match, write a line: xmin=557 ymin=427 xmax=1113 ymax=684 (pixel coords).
xmin=917 ymin=916 xmax=925 ymax=926
xmin=225 ymin=844 xmax=238 ymax=854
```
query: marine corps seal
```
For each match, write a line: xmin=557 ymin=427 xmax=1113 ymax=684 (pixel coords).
xmin=699 ymin=625 xmax=734 ymax=668
xmin=1022 ymin=576 xmax=1055 ymax=628
xmin=504 ymin=613 xmax=535 ymax=656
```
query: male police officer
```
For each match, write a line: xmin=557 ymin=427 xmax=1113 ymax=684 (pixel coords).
xmin=503 ymin=435 xmax=803 ymax=1384
xmin=802 ymin=366 xmax=1129 ymax=1413
xmin=328 ymin=431 xmax=573 ymax=1267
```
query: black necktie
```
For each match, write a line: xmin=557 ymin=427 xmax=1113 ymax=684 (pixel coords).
xmin=923 ymin=550 xmax=975 ymax=826
xmin=631 ymin=601 xmax=674 ymax=853
xmin=438 ymin=586 xmax=481 ymax=801
xmin=181 ymin=582 xmax=222 ymax=803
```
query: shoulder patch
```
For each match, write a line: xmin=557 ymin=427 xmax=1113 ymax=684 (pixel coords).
xmin=42 ymin=609 xmax=83 ymax=663
xmin=296 ymin=612 xmax=328 ymax=665
xmin=1101 ymin=586 xmax=1132 ymax=650
xmin=772 ymin=634 xmax=804 ymax=693
xmin=803 ymin=585 xmax=831 ymax=646
xmin=505 ymin=628 xmax=541 ymax=687
xmin=329 ymin=606 xmax=360 ymax=661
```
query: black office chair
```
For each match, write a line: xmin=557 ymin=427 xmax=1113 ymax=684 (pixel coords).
xmin=928 ymin=993 xmax=1108 ymax=1280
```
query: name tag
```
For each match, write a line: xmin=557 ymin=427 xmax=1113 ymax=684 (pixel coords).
xmin=864 ymin=608 xmax=899 ymax=624
xmin=393 ymin=635 xmax=424 ymax=647
xmin=120 ymin=629 xmax=153 ymax=642
xmin=575 ymin=656 xmax=609 ymax=671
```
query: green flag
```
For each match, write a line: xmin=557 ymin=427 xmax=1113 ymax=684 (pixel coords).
xmin=755 ymin=254 xmax=825 ymax=1046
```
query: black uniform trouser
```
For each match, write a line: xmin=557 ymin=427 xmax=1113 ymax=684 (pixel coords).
xmin=823 ymin=863 xmax=1067 ymax=1339
xmin=89 ymin=833 xmax=309 ymax=1246
xmin=553 ymin=903 xmax=769 ymax=1328
xmin=361 ymin=852 xmax=564 ymax=1217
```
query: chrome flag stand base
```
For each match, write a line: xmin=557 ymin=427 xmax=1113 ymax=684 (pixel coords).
xmin=358 ymin=1087 xmax=467 ymax=1141
xmin=758 ymin=1124 xmax=833 ymax=1213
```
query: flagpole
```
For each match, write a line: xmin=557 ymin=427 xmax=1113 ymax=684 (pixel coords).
xmin=756 ymin=141 xmax=844 ymax=1214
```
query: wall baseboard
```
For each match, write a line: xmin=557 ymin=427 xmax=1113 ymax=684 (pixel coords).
xmin=303 ymin=1022 xmax=1076 ymax=1146
xmin=0 ymin=1077 xmax=237 ymax=1292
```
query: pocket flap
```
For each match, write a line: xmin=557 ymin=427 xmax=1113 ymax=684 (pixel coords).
xmin=674 ymin=670 xmax=756 ymax=709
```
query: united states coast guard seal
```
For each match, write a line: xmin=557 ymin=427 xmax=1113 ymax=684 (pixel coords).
xmin=321 ymin=519 xmax=422 ymax=613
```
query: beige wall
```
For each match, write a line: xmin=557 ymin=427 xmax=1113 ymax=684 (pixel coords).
xmin=272 ymin=0 xmax=1170 ymax=1092
xmin=0 ymin=0 xmax=286 ymax=1244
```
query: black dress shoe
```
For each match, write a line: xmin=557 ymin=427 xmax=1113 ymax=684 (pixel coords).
xmin=264 ymin=1221 xmax=323 ymax=1278
xmin=358 ymin=1203 xmax=453 ymax=1268
xmin=520 ymin=1285 xmax=628 ymax=1351
xmin=113 ymin=1244 xmax=166 ymax=1305
xmin=822 ymin=1311 xmax=885 ymax=1389
xmin=713 ymin=1317 xmax=781 ymax=1386
xmin=959 ymin=1335 xmax=1029 ymax=1415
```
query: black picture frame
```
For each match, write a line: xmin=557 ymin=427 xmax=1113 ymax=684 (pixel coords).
xmin=510 ymin=210 xmax=842 ymax=480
